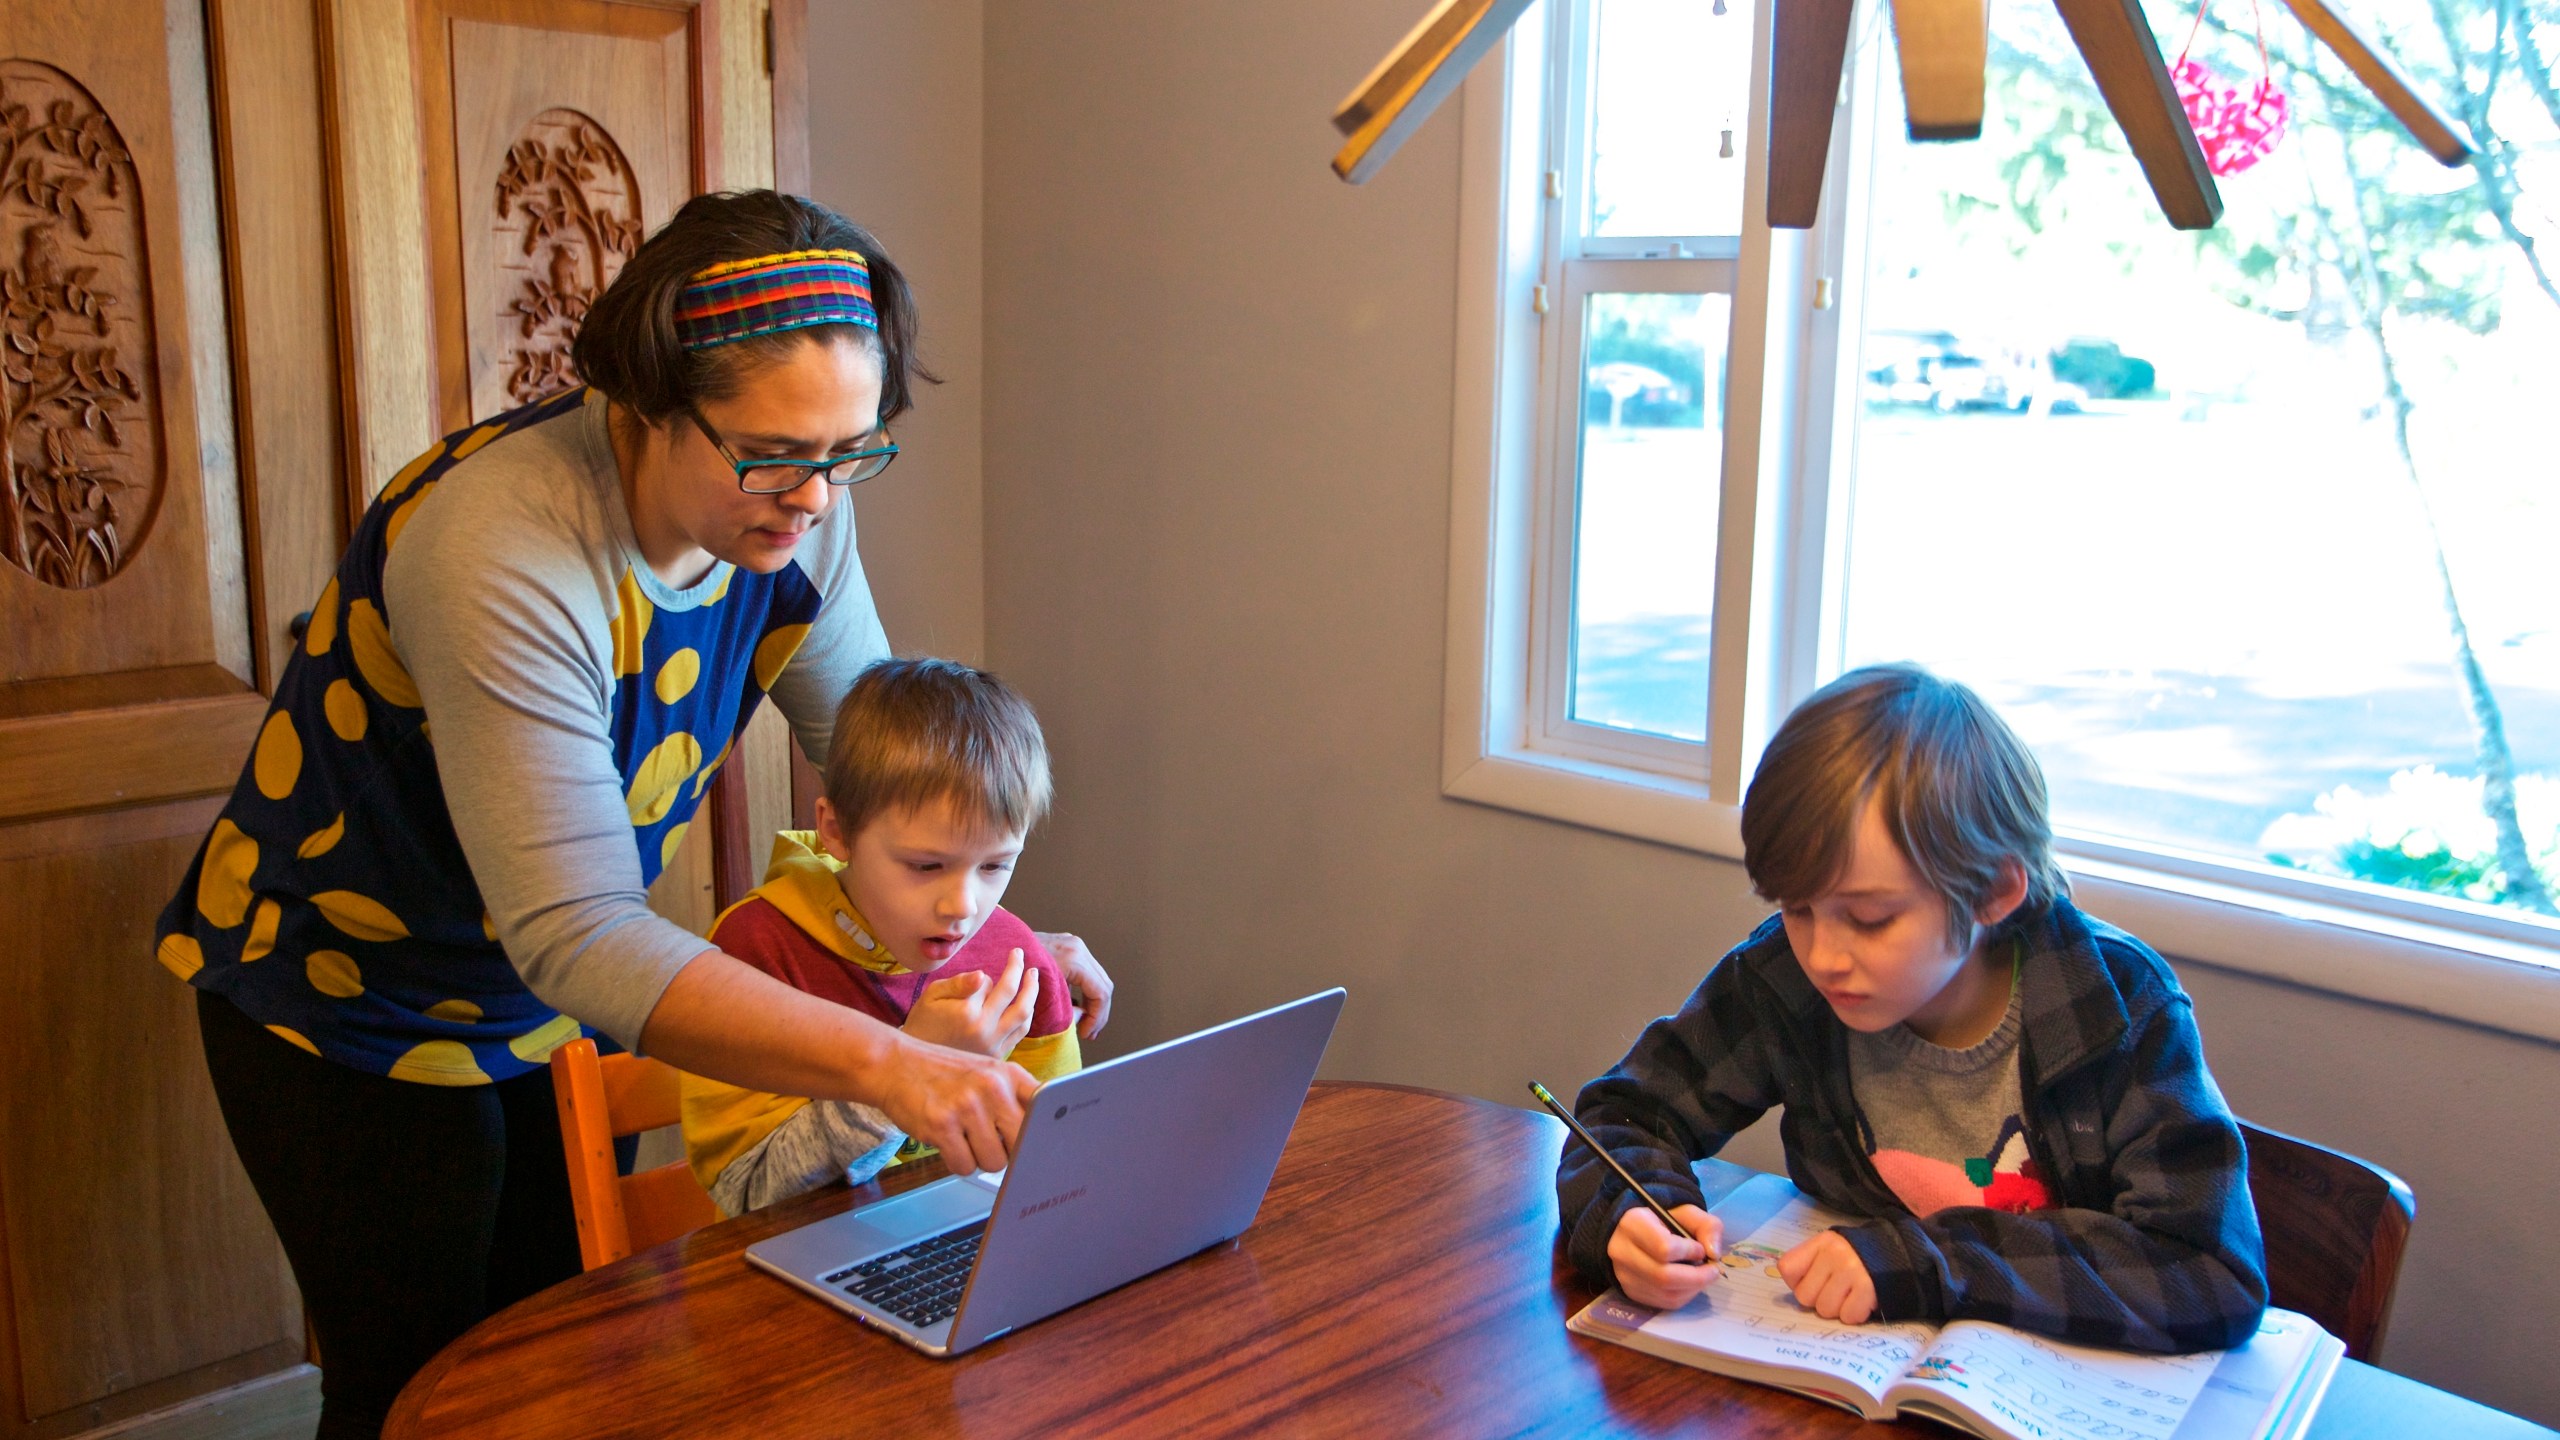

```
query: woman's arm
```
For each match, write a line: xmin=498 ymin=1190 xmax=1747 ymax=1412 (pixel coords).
xmin=645 ymin=949 xmax=1036 ymax=1174
xmin=382 ymin=455 xmax=1034 ymax=1165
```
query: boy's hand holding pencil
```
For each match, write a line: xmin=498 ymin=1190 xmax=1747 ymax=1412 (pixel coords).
xmin=1608 ymin=1204 xmax=1724 ymax=1310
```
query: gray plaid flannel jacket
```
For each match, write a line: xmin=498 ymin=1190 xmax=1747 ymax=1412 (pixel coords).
xmin=1558 ymin=898 xmax=2268 ymax=1353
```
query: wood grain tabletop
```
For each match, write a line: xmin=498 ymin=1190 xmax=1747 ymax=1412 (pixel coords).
xmin=386 ymin=1081 xmax=2550 ymax=1439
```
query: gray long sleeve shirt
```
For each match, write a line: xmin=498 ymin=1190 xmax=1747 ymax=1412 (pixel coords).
xmin=157 ymin=387 xmax=888 ymax=1081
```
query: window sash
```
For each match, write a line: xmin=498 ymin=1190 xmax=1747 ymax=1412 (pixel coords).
xmin=1530 ymin=257 xmax=1735 ymax=780
xmin=1552 ymin=0 xmax=1749 ymax=260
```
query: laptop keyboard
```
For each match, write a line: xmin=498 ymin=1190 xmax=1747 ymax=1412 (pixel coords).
xmin=820 ymin=1222 xmax=987 ymax=1329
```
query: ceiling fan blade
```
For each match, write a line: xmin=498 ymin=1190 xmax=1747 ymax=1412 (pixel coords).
xmin=2049 ymin=0 xmax=2223 ymax=229
xmin=1332 ymin=0 xmax=1538 ymax=184
xmin=2276 ymin=0 xmax=2474 ymax=166
xmin=1769 ymin=0 xmax=1859 ymax=227
xmin=1891 ymin=0 xmax=1989 ymax=140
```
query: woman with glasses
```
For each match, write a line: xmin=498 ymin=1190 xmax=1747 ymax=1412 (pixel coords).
xmin=151 ymin=191 xmax=1111 ymax=1440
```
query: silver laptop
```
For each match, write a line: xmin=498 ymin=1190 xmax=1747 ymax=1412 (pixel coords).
xmin=744 ymin=987 xmax=1344 ymax=1357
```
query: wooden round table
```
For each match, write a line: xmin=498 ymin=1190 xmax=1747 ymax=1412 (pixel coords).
xmin=386 ymin=1081 xmax=2536 ymax=1439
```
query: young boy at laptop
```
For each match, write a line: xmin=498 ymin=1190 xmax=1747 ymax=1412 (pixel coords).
xmin=684 ymin=658 xmax=1082 ymax=1217
xmin=1559 ymin=664 xmax=2267 ymax=1353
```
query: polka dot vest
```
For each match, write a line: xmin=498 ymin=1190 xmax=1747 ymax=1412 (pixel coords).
xmin=154 ymin=389 xmax=826 ymax=1084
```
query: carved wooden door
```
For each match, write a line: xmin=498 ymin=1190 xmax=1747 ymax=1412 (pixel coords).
xmin=413 ymin=0 xmax=704 ymax=430
xmin=0 ymin=0 xmax=801 ymax=1433
xmin=0 ymin=1 xmax=343 ymax=1436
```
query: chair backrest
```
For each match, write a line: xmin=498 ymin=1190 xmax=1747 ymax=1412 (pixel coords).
xmin=551 ymin=1037 xmax=721 ymax=1271
xmin=2241 ymin=1120 xmax=2414 ymax=1363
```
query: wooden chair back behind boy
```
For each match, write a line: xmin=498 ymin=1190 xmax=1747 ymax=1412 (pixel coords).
xmin=2239 ymin=1120 xmax=2414 ymax=1363
xmin=552 ymin=1037 xmax=720 ymax=1270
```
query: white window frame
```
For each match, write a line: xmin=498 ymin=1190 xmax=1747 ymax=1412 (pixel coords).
xmin=1523 ymin=0 xmax=1750 ymax=780
xmin=1442 ymin=0 xmax=2560 ymax=1041
xmin=1530 ymin=258 xmax=1736 ymax=779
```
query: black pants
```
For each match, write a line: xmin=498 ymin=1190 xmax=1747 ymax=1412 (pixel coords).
xmin=197 ymin=990 xmax=588 ymax=1440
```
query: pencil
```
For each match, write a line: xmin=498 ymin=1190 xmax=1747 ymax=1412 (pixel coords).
xmin=1528 ymin=1080 xmax=1701 ymax=1248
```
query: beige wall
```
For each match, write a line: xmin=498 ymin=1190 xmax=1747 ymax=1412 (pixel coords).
xmin=807 ymin=0 xmax=988 ymax=662
xmin=797 ymin=0 xmax=2560 ymax=1422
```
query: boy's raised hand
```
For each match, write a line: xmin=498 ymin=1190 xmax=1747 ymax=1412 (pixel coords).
xmin=1776 ymin=1229 xmax=1877 ymax=1323
xmin=904 ymin=948 xmax=1041 ymax=1059
xmin=1607 ymin=1203 xmax=1722 ymax=1311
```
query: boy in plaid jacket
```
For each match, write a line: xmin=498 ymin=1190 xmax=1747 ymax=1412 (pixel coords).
xmin=1558 ymin=665 xmax=2266 ymax=1353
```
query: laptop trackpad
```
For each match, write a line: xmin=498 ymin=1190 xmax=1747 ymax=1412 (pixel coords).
xmin=841 ymin=1177 xmax=995 ymax=1252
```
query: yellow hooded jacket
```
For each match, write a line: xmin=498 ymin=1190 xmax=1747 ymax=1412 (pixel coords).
xmin=680 ymin=832 xmax=1080 ymax=1197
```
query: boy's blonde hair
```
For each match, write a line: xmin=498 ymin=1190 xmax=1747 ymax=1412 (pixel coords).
xmin=1741 ymin=663 xmax=2065 ymax=949
xmin=824 ymin=657 xmax=1051 ymax=837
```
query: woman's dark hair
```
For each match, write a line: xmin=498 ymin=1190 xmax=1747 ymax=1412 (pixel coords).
xmin=573 ymin=190 xmax=936 ymax=426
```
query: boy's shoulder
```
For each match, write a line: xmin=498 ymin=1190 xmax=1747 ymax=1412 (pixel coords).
xmin=709 ymin=893 xmax=901 ymax=1021
xmin=2013 ymin=898 xmax=2203 ymax=1084
xmin=2048 ymin=899 xmax=2189 ymax=1013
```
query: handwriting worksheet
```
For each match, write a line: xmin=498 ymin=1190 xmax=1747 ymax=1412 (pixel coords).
xmin=1635 ymin=1196 xmax=1936 ymax=1395
xmin=1637 ymin=1195 xmax=2223 ymax=1440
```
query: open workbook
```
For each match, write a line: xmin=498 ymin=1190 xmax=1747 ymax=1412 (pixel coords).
xmin=1568 ymin=1175 xmax=2344 ymax=1440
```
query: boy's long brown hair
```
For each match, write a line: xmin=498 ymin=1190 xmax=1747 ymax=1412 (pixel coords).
xmin=1741 ymin=663 xmax=2065 ymax=949
xmin=824 ymin=658 xmax=1050 ymax=838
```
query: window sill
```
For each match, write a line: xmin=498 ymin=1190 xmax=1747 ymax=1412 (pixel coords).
xmin=1442 ymin=748 xmax=2560 ymax=1044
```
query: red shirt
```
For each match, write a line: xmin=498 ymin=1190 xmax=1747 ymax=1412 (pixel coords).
xmin=709 ymin=899 xmax=1077 ymax=1039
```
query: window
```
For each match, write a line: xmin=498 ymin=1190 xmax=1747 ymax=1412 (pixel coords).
xmin=1447 ymin=0 xmax=2560 ymax=989
xmin=1530 ymin=0 xmax=1756 ymax=777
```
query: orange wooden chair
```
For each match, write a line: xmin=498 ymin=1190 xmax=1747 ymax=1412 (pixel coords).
xmin=551 ymin=1036 xmax=720 ymax=1271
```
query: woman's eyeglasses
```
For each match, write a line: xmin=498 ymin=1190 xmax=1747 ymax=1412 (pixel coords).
xmin=689 ymin=406 xmax=898 ymax=494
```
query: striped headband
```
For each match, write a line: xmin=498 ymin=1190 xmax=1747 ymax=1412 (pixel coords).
xmin=674 ymin=248 xmax=878 ymax=350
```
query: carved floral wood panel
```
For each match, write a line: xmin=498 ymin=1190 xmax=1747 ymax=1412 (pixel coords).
xmin=491 ymin=108 xmax=640 ymax=406
xmin=0 ymin=59 xmax=157 ymax=591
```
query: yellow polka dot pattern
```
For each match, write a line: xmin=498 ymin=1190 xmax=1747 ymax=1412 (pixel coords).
xmin=426 ymin=998 xmax=483 ymax=1023
xmin=298 ymin=812 xmax=346 ymax=859
xmin=625 ymin=731 xmax=702 ymax=827
xmin=704 ymin=566 xmax=734 ymax=605
xmin=655 ymin=647 xmax=701 ymax=703
xmin=611 ymin=571 xmax=654 ymax=678
xmin=240 ymin=899 xmax=283 ymax=962
xmin=305 ymin=576 xmax=340 ymax=657
xmin=508 ymin=1013 xmax=583 ymax=1064
xmin=383 ymin=483 xmax=436 ymax=552
xmin=481 ymin=911 xmax=497 ymax=942
xmin=311 ymin=889 xmax=408 ymax=942
xmin=268 ymin=1025 xmax=321 ymax=1056
xmin=753 ymin=623 xmax=811 ymax=693
xmin=347 ymin=599 xmax=421 ymax=708
xmin=660 ymin=820 xmax=690 ymax=869
xmin=157 ymin=933 xmax=203 ymax=981
xmin=324 ymin=679 xmax=368 ymax=741
xmin=379 ymin=439 xmax=445 ymax=503
xmin=197 ymin=819 xmax=259 ymax=928
xmin=691 ymin=733 xmax=736 ymax=800
xmin=254 ymin=712 xmax=301 ymax=800
xmin=390 ymin=1040 xmax=489 ymax=1086
xmin=449 ymin=422 xmax=509 ymax=463
xmin=306 ymin=949 xmax=364 ymax=998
